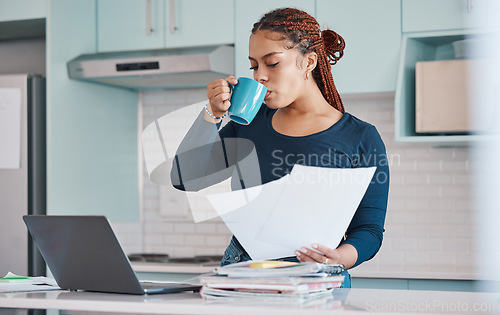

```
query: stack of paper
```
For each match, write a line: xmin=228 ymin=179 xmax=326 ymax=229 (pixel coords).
xmin=199 ymin=260 xmax=344 ymax=303
xmin=206 ymin=165 xmax=376 ymax=260
xmin=0 ymin=272 xmax=60 ymax=293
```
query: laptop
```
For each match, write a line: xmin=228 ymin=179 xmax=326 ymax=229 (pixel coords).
xmin=23 ymin=215 xmax=202 ymax=295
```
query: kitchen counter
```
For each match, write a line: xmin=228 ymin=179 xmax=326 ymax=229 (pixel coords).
xmin=131 ymin=262 xmax=217 ymax=274
xmin=0 ymin=288 xmax=498 ymax=314
xmin=132 ymin=262 xmax=479 ymax=281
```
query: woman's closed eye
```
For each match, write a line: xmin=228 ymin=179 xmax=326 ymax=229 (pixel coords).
xmin=249 ymin=62 xmax=279 ymax=71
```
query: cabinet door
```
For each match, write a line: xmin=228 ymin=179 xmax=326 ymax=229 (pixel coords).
xmin=165 ymin=0 xmax=234 ymax=48
xmin=316 ymin=0 xmax=401 ymax=94
xmin=402 ymin=0 xmax=488 ymax=33
xmin=234 ymin=0 xmax=316 ymax=78
xmin=0 ymin=0 xmax=46 ymax=22
xmin=97 ymin=0 xmax=164 ymax=52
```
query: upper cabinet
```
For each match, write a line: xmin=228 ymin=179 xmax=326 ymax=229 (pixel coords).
xmin=234 ymin=0 xmax=316 ymax=79
xmin=164 ymin=0 xmax=234 ymax=48
xmin=316 ymin=0 xmax=401 ymax=94
xmin=97 ymin=0 xmax=165 ymax=52
xmin=97 ymin=0 xmax=234 ymax=53
xmin=0 ymin=0 xmax=47 ymax=22
xmin=402 ymin=0 xmax=489 ymax=33
xmin=396 ymin=0 xmax=496 ymax=144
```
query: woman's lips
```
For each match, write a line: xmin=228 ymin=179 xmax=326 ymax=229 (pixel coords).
xmin=265 ymin=91 xmax=271 ymax=100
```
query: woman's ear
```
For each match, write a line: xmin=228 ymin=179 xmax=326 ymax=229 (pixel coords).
xmin=305 ymin=51 xmax=318 ymax=72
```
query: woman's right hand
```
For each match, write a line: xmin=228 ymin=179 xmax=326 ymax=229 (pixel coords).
xmin=206 ymin=75 xmax=238 ymax=119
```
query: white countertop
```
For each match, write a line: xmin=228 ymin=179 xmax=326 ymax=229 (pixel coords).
xmin=0 ymin=288 xmax=498 ymax=314
xmin=131 ymin=262 xmax=217 ymax=274
xmin=132 ymin=262 xmax=480 ymax=281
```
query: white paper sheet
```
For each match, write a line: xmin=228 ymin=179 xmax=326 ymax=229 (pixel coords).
xmin=256 ymin=165 xmax=376 ymax=251
xmin=206 ymin=175 xmax=294 ymax=260
xmin=0 ymin=88 xmax=22 ymax=169
xmin=0 ymin=276 xmax=59 ymax=293
xmin=206 ymin=165 xmax=376 ymax=260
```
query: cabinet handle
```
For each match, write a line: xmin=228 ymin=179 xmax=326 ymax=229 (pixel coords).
xmin=467 ymin=0 xmax=472 ymax=13
xmin=170 ymin=0 xmax=177 ymax=33
xmin=146 ymin=0 xmax=153 ymax=35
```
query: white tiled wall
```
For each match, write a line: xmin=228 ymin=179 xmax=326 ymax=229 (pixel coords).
xmin=120 ymin=89 xmax=476 ymax=280
xmin=140 ymin=89 xmax=233 ymax=258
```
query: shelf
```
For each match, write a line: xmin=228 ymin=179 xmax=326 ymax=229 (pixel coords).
xmin=394 ymin=29 xmax=495 ymax=145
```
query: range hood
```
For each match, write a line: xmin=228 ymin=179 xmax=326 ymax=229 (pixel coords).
xmin=67 ymin=45 xmax=234 ymax=90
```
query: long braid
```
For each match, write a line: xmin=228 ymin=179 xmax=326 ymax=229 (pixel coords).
xmin=252 ymin=8 xmax=345 ymax=113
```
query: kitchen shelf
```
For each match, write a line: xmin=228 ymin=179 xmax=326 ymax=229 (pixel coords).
xmin=394 ymin=29 xmax=495 ymax=145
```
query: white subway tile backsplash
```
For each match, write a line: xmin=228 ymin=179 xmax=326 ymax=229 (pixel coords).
xmin=392 ymin=239 xmax=417 ymax=251
xmin=404 ymin=173 xmax=428 ymax=185
xmin=416 ymin=185 xmax=441 ymax=198
xmin=171 ymin=247 xmax=195 ymax=258
xmin=441 ymin=160 xmax=468 ymax=172
xmin=404 ymin=199 xmax=430 ymax=211
xmin=133 ymin=90 xmax=477 ymax=280
xmin=184 ymin=234 xmax=205 ymax=246
xmin=162 ymin=234 xmax=184 ymax=245
xmin=429 ymin=226 xmax=458 ymax=239
xmin=429 ymin=199 xmax=454 ymax=211
xmin=404 ymin=252 xmax=431 ymax=266
xmin=455 ymin=224 xmax=474 ymax=239
xmin=428 ymin=173 xmax=454 ymax=185
xmin=417 ymin=239 xmax=441 ymax=251
xmin=206 ymin=235 xmax=231 ymax=247
xmin=195 ymin=223 xmax=217 ymax=234
xmin=404 ymin=226 xmax=430 ymax=238
xmin=442 ymin=239 xmax=469 ymax=252
xmin=173 ymin=223 xmax=196 ymax=234
xmin=430 ymin=252 xmax=456 ymax=266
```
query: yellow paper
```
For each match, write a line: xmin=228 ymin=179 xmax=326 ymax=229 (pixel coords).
xmin=249 ymin=261 xmax=298 ymax=269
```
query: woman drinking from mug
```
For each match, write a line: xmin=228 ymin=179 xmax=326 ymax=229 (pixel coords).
xmin=171 ymin=7 xmax=390 ymax=288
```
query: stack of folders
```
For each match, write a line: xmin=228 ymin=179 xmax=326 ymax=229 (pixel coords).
xmin=199 ymin=260 xmax=344 ymax=303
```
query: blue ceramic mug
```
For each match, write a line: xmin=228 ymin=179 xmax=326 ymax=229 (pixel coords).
xmin=228 ymin=77 xmax=267 ymax=125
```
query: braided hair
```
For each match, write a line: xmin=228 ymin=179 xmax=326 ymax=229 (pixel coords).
xmin=252 ymin=8 xmax=345 ymax=113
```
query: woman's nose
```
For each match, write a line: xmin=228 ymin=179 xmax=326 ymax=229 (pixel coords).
xmin=254 ymin=69 xmax=268 ymax=83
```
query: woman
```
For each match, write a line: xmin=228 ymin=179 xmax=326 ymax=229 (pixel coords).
xmin=171 ymin=8 xmax=389 ymax=288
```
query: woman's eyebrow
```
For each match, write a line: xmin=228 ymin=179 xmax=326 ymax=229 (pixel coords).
xmin=248 ymin=51 xmax=283 ymax=61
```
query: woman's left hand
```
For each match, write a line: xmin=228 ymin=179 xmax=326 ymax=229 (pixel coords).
xmin=295 ymin=243 xmax=341 ymax=265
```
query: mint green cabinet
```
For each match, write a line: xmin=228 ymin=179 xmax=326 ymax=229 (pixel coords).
xmin=97 ymin=0 xmax=233 ymax=53
xmin=316 ymin=0 xmax=401 ymax=94
xmin=97 ymin=0 xmax=165 ymax=52
xmin=396 ymin=0 xmax=495 ymax=144
xmin=0 ymin=0 xmax=47 ymax=22
xmin=48 ymin=0 xmax=139 ymax=222
xmin=165 ymin=0 xmax=234 ymax=48
xmin=402 ymin=0 xmax=488 ymax=33
xmin=234 ymin=0 xmax=316 ymax=79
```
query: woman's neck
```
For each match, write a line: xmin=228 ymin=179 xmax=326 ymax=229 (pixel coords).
xmin=279 ymin=82 xmax=338 ymax=118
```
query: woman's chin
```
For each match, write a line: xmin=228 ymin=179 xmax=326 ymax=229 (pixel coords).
xmin=264 ymin=101 xmax=280 ymax=109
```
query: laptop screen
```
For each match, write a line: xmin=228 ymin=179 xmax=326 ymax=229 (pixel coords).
xmin=24 ymin=215 xmax=145 ymax=294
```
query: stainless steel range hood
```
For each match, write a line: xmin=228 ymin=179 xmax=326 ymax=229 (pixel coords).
xmin=67 ymin=45 xmax=234 ymax=90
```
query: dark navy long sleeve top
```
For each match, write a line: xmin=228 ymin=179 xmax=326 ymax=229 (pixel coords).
xmin=172 ymin=104 xmax=389 ymax=268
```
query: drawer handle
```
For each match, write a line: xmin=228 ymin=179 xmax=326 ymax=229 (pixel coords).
xmin=146 ymin=0 xmax=153 ymax=35
xmin=170 ymin=0 xmax=177 ymax=33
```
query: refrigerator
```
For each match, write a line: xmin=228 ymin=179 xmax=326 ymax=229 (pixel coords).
xmin=0 ymin=74 xmax=46 ymax=277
